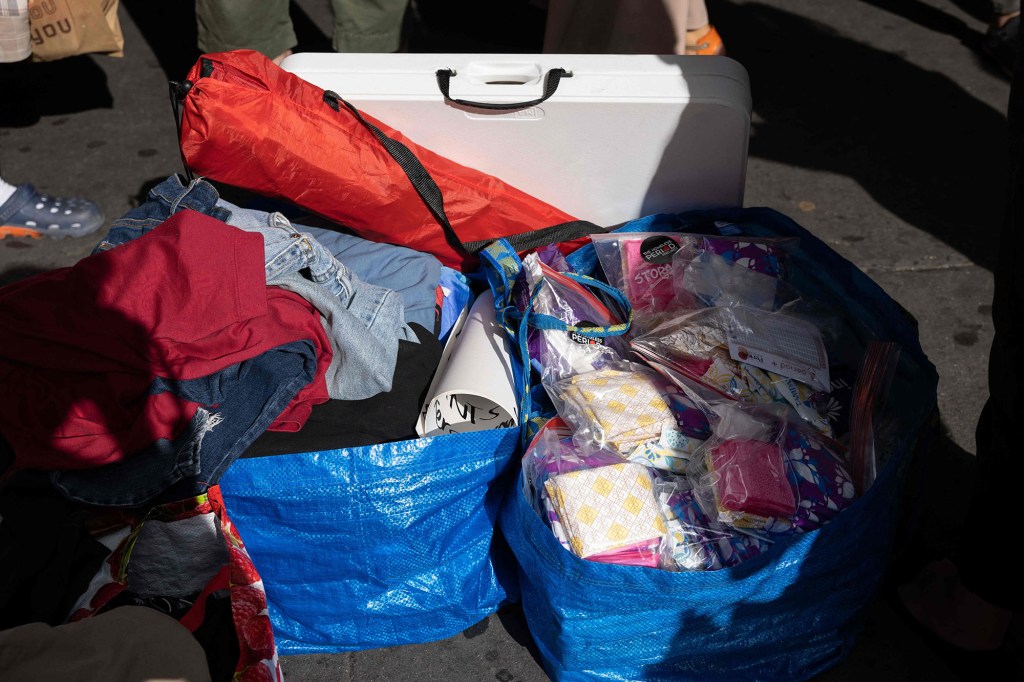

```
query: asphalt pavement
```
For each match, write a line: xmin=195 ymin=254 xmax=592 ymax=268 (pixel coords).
xmin=1 ymin=0 xmax=1021 ymax=680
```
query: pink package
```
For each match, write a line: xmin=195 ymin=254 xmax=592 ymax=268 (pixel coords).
xmin=622 ymin=235 xmax=684 ymax=308
xmin=711 ymin=439 xmax=796 ymax=518
xmin=586 ymin=539 xmax=663 ymax=568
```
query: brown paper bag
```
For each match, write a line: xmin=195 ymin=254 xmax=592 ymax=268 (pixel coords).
xmin=28 ymin=0 xmax=124 ymax=62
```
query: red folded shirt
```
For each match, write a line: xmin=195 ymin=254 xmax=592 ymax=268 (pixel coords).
xmin=0 ymin=209 xmax=330 ymax=471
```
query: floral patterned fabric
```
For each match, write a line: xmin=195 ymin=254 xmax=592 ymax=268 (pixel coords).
xmin=761 ymin=426 xmax=857 ymax=537
xmin=698 ymin=235 xmax=787 ymax=277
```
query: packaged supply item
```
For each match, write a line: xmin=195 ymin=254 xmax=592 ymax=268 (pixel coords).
xmin=711 ymin=438 xmax=796 ymax=522
xmin=521 ymin=252 xmax=628 ymax=384
xmin=672 ymin=233 xmax=796 ymax=310
xmin=591 ymin=232 xmax=797 ymax=331
xmin=655 ymin=475 xmax=771 ymax=571
xmin=544 ymin=461 xmax=668 ymax=565
xmin=586 ymin=539 xmax=664 ymax=568
xmin=849 ymin=340 xmax=903 ymax=493
xmin=591 ymin=232 xmax=689 ymax=321
xmin=520 ymin=417 xmax=625 ymax=521
xmin=662 ymin=381 xmax=716 ymax=441
xmin=627 ymin=434 xmax=697 ymax=475
xmin=549 ymin=367 xmax=682 ymax=456
xmin=685 ymin=399 xmax=857 ymax=538
xmin=612 ymin=379 xmax=712 ymax=474
xmin=479 ymin=237 xmax=636 ymax=446
xmin=775 ymin=421 xmax=856 ymax=535
xmin=537 ymin=434 xmax=617 ymax=552
xmin=522 ymin=418 xmax=669 ymax=567
xmin=630 ymin=306 xmax=833 ymax=435
xmin=687 ymin=402 xmax=796 ymax=530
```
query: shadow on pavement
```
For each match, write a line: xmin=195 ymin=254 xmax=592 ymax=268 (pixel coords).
xmin=0 ymin=57 xmax=113 ymax=128
xmin=120 ymin=0 xmax=200 ymax=81
xmin=0 ymin=264 xmax=48 ymax=288
xmin=716 ymin=0 xmax=1008 ymax=271
xmin=409 ymin=0 xmax=547 ymax=53
xmin=858 ymin=0 xmax=1012 ymax=81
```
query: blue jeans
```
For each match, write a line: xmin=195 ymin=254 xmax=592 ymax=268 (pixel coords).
xmin=96 ymin=175 xmax=425 ymax=400
xmin=51 ymin=340 xmax=317 ymax=507
xmin=219 ymin=201 xmax=412 ymax=400
xmin=92 ymin=176 xmax=231 ymax=251
xmin=281 ymin=218 xmax=443 ymax=333
xmin=96 ymin=175 xmax=442 ymax=332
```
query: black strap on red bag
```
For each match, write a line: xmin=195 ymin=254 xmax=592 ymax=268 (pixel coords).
xmin=321 ymin=89 xmax=609 ymax=257
xmin=170 ymin=59 xmax=610 ymax=260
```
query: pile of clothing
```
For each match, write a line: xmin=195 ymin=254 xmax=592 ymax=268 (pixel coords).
xmin=0 ymin=173 xmax=478 ymax=679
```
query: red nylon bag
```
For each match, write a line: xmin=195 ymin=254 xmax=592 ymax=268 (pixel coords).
xmin=175 ymin=50 xmax=589 ymax=269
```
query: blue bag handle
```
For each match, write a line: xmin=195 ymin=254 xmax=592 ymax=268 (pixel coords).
xmin=480 ymin=239 xmax=632 ymax=446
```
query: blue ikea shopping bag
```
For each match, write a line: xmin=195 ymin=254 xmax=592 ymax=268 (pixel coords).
xmin=218 ymin=427 xmax=520 ymax=654
xmin=486 ymin=207 xmax=939 ymax=681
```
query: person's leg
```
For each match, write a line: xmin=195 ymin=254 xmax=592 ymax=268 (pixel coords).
xmin=0 ymin=175 xmax=16 ymax=206
xmin=542 ymin=0 xmax=685 ymax=54
xmin=681 ymin=0 xmax=724 ymax=56
xmin=195 ymin=0 xmax=295 ymax=62
xmin=983 ymin=0 xmax=1021 ymax=76
xmin=331 ymin=0 xmax=410 ymax=53
xmin=954 ymin=2 xmax=1024 ymax=622
xmin=685 ymin=0 xmax=708 ymax=31
xmin=661 ymin=0 xmax=695 ymax=54
xmin=898 ymin=14 xmax=1022 ymax=652
xmin=542 ymin=0 xmax=621 ymax=53
xmin=0 ymin=0 xmax=32 ymax=63
xmin=991 ymin=0 xmax=1021 ymax=26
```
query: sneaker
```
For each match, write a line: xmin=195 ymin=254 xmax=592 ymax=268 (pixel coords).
xmin=980 ymin=14 xmax=1019 ymax=77
xmin=685 ymin=25 xmax=726 ymax=56
xmin=0 ymin=183 xmax=105 ymax=239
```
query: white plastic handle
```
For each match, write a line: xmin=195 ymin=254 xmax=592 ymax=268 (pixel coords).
xmin=464 ymin=61 xmax=543 ymax=85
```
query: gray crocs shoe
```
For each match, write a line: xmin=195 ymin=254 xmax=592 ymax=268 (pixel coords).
xmin=0 ymin=183 xmax=105 ymax=239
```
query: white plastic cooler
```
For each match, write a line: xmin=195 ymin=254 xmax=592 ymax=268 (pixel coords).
xmin=280 ymin=53 xmax=751 ymax=226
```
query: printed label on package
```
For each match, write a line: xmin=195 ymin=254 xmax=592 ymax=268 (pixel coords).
xmin=639 ymin=235 xmax=680 ymax=264
xmin=569 ymin=320 xmax=605 ymax=345
xmin=726 ymin=308 xmax=830 ymax=392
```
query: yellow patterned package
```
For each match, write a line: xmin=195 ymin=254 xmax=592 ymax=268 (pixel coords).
xmin=544 ymin=462 xmax=667 ymax=560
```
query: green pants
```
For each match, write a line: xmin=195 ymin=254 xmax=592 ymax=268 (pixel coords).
xmin=196 ymin=0 xmax=410 ymax=59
